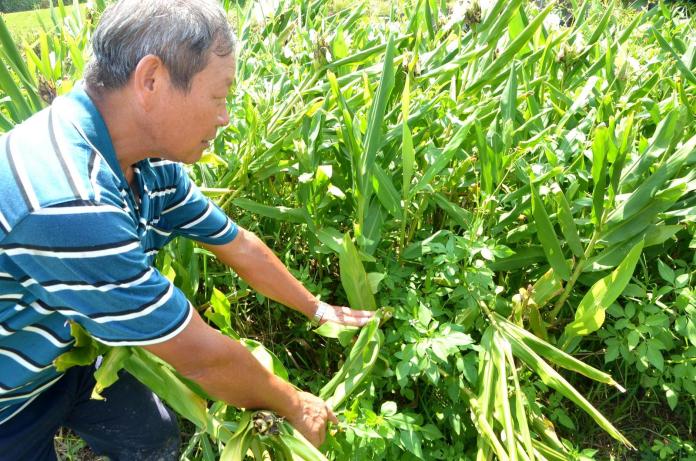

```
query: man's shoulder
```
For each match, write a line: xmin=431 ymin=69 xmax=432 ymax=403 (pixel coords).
xmin=0 ymin=105 xmax=123 ymax=240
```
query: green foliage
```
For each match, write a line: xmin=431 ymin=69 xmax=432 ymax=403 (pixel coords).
xmin=0 ymin=0 xmax=43 ymax=14
xmin=4 ymin=0 xmax=696 ymax=459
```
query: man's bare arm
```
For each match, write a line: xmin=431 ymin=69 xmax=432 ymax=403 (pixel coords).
xmin=143 ymin=309 xmax=336 ymax=446
xmin=201 ymin=227 xmax=374 ymax=326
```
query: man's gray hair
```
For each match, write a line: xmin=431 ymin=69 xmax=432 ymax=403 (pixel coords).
xmin=84 ymin=0 xmax=235 ymax=92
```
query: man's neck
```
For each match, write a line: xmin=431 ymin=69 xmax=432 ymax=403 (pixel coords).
xmin=85 ymin=84 xmax=154 ymax=177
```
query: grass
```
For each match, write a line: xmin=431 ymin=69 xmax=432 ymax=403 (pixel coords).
xmin=1 ymin=4 xmax=86 ymax=42
xmin=54 ymin=428 xmax=105 ymax=461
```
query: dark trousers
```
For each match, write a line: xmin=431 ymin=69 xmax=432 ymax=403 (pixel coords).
xmin=0 ymin=365 xmax=180 ymax=461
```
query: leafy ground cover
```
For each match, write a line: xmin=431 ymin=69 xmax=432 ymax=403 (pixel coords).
xmin=1 ymin=0 xmax=695 ymax=460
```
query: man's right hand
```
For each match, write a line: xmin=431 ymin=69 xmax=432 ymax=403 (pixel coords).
xmin=144 ymin=310 xmax=338 ymax=448
xmin=286 ymin=391 xmax=338 ymax=447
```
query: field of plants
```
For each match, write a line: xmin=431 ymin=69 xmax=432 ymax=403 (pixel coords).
xmin=1 ymin=0 xmax=695 ymax=459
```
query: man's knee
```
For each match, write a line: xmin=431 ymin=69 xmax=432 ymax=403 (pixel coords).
xmin=67 ymin=371 xmax=181 ymax=460
xmin=79 ymin=403 xmax=180 ymax=461
xmin=125 ymin=409 xmax=180 ymax=460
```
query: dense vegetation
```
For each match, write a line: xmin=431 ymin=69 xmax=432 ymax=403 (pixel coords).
xmin=0 ymin=0 xmax=84 ymax=14
xmin=1 ymin=0 xmax=694 ymax=459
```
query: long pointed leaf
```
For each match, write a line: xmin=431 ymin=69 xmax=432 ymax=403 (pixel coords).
xmin=530 ymin=184 xmax=571 ymax=280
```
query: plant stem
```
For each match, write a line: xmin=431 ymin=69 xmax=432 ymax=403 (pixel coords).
xmin=549 ymin=228 xmax=600 ymax=320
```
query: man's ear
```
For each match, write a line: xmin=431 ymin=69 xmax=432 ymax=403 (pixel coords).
xmin=131 ymin=54 xmax=168 ymax=111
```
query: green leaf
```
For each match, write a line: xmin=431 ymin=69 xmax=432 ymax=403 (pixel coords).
xmin=366 ymin=272 xmax=385 ymax=294
xmin=339 ymin=233 xmax=377 ymax=310
xmin=627 ymin=330 xmax=641 ymax=350
xmin=242 ymin=338 xmax=289 ymax=381
xmin=92 ymin=347 xmax=130 ymax=399
xmin=600 ymin=182 xmax=687 ymax=246
xmin=124 ymin=348 xmax=209 ymax=430
xmin=605 ymin=134 xmax=696 ymax=233
xmin=467 ymin=2 xmax=555 ymax=95
xmin=412 ymin=111 xmax=477 ymax=195
xmin=587 ymin=0 xmax=614 ymax=45
xmin=592 ymin=125 xmax=609 ymax=225
xmin=646 ymin=341 xmax=664 ymax=371
xmin=232 ymin=198 xmax=311 ymax=225
xmin=53 ymin=322 xmax=107 ymax=372
xmin=501 ymin=62 xmax=518 ymax=126
xmin=503 ymin=328 xmax=634 ymax=448
xmin=321 ymin=316 xmax=382 ymax=410
xmin=489 ymin=246 xmax=546 ymax=271
xmin=553 ymin=185 xmax=584 ymax=258
xmin=220 ymin=412 xmax=252 ymax=461
xmin=279 ymin=425 xmax=329 ymax=461
xmin=531 ymin=268 xmax=563 ymax=308
xmin=316 ymin=227 xmax=344 ymax=254
xmin=564 ymin=240 xmax=644 ymax=339
xmin=650 ymin=26 xmax=696 ymax=85
xmin=313 ymin=322 xmax=359 ymax=347
xmin=432 ymin=193 xmax=472 ymax=228
xmin=332 ymin=26 xmax=349 ymax=61
xmin=555 ymin=76 xmax=599 ymax=135
xmin=402 ymin=75 xmax=415 ymax=203
xmin=53 ymin=343 xmax=101 ymax=372
xmin=381 ymin=401 xmax=398 ymax=416
xmin=621 ymin=110 xmax=679 ymax=188
xmin=358 ymin=35 xmax=396 ymax=219
xmin=644 ymin=224 xmax=683 ymax=247
xmin=496 ymin=314 xmax=624 ymax=390
xmin=663 ymin=384 xmax=678 ymax=411
xmin=686 ymin=320 xmax=696 ymax=347
xmin=206 ymin=288 xmax=239 ymax=339
xmin=399 ymin=428 xmax=423 ymax=459
xmin=657 ymin=259 xmax=675 ymax=284
xmin=531 ymin=184 xmax=571 ymax=280
xmin=373 ymin=164 xmax=403 ymax=219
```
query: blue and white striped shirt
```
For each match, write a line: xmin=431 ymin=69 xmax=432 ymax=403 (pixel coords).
xmin=0 ymin=85 xmax=237 ymax=425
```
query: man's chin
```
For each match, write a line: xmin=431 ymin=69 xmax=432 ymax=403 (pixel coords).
xmin=183 ymin=149 xmax=205 ymax=164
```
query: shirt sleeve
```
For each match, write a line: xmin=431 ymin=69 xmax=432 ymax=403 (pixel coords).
xmin=1 ymin=202 xmax=193 ymax=346
xmin=160 ymin=164 xmax=238 ymax=245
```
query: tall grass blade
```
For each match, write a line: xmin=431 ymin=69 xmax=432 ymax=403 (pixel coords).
xmin=358 ymin=35 xmax=396 ymax=231
xmin=505 ymin=334 xmax=634 ymax=448
xmin=530 ymin=184 xmax=571 ymax=280
xmin=467 ymin=2 xmax=554 ymax=95
xmin=649 ymin=26 xmax=696 ymax=85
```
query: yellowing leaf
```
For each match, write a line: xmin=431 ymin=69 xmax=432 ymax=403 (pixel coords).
xmin=564 ymin=240 xmax=644 ymax=340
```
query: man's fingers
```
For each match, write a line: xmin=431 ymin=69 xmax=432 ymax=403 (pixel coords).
xmin=341 ymin=306 xmax=373 ymax=317
xmin=317 ymin=305 xmax=376 ymax=326
xmin=328 ymin=306 xmax=375 ymax=326
xmin=348 ymin=309 xmax=375 ymax=326
xmin=327 ymin=407 xmax=339 ymax=424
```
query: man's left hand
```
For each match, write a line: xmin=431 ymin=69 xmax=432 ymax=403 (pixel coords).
xmin=315 ymin=303 xmax=375 ymax=327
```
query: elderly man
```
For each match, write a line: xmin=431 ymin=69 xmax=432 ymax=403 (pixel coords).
xmin=0 ymin=0 xmax=373 ymax=459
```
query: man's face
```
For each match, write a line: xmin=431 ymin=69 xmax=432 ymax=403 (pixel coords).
xmin=154 ymin=53 xmax=235 ymax=164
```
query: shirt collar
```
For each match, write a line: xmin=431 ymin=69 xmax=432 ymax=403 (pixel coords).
xmin=60 ymin=81 xmax=125 ymax=185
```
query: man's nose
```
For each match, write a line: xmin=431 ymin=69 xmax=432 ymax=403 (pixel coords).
xmin=217 ymin=107 xmax=230 ymax=127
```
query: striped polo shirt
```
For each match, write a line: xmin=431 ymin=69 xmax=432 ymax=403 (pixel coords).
xmin=0 ymin=84 xmax=238 ymax=425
